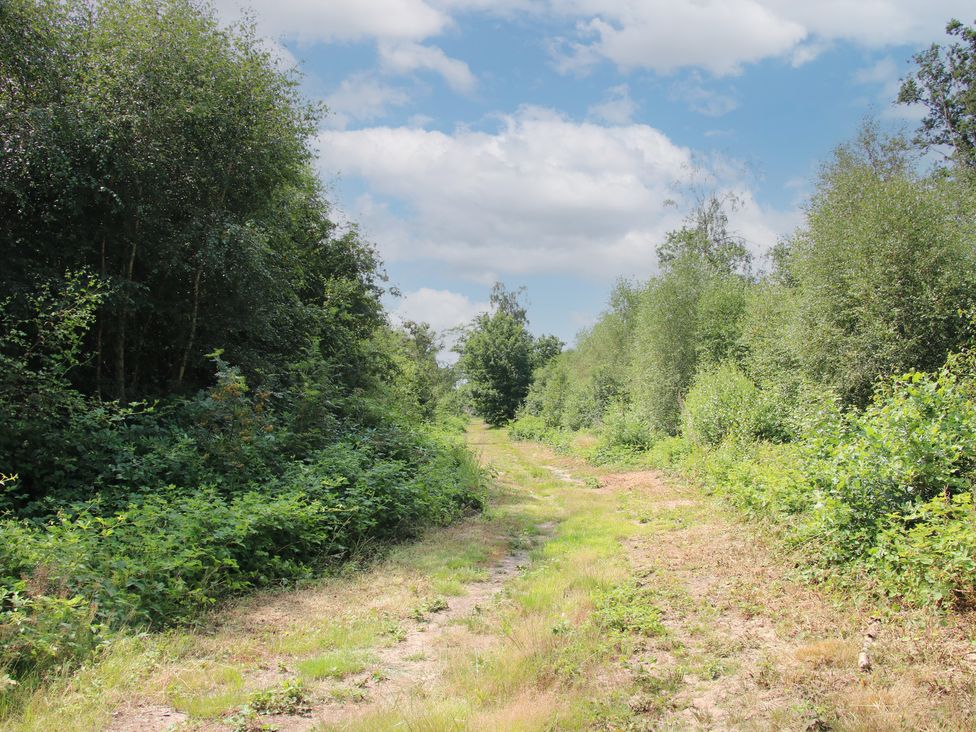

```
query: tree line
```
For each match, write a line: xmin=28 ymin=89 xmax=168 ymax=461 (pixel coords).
xmin=0 ymin=0 xmax=478 ymax=695
xmin=478 ymin=19 xmax=976 ymax=609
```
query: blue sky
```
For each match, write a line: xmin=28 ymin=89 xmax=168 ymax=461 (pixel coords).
xmin=216 ymin=1 xmax=969 ymax=356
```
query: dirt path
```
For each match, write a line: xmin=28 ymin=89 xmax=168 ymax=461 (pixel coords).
xmin=603 ymin=468 xmax=976 ymax=731
xmin=7 ymin=425 xmax=975 ymax=731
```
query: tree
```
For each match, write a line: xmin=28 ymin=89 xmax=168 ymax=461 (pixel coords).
xmin=787 ymin=128 xmax=976 ymax=405
xmin=898 ymin=18 xmax=976 ymax=169
xmin=532 ymin=334 xmax=564 ymax=370
xmin=656 ymin=193 xmax=752 ymax=276
xmin=628 ymin=196 xmax=753 ymax=433
xmin=0 ymin=0 xmax=384 ymax=402
xmin=456 ymin=284 xmax=541 ymax=426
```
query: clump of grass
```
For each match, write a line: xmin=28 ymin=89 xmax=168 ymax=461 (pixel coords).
xmin=296 ymin=650 xmax=372 ymax=680
xmin=166 ymin=663 xmax=247 ymax=719
xmin=410 ymin=596 xmax=449 ymax=622
xmin=248 ymin=678 xmax=311 ymax=715
xmin=594 ymin=581 xmax=666 ymax=637
xmin=629 ymin=667 xmax=685 ymax=716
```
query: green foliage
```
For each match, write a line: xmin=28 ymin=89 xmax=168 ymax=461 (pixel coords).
xmin=507 ymin=415 xmax=573 ymax=452
xmin=0 ymin=423 xmax=485 ymax=681
xmin=594 ymin=581 xmax=665 ymax=637
xmin=808 ymin=351 xmax=976 ymax=555
xmin=456 ymin=283 xmax=561 ymax=426
xmin=248 ymin=679 xmax=311 ymax=715
xmin=0 ymin=584 xmax=103 ymax=680
xmin=871 ymin=493 xmax=976 ymax=607
xmin=518 ymin=123 xmax=976 ymax=611
xmin=0 ymin=0 xmax=487 ymax=698
xmin=457 ymin=310 xmax=534 ymax=426
xmin=589 ymin=401 xmax=655 ymax=464
xmin=898 ymin=18 xmax=976 ymax=169
xmin=787 ymin=126 xmax=976 ymax=405
xmin=0 ymin=0 xmax=384 ymax=403
xmin=681 ymin=362 xmax=767 ymax=446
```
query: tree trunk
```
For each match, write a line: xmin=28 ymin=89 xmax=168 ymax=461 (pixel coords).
xmin=115 ymin=240 xmax=137 ymax=401
xmin=177 ymin=265 xmax=203 ymax=387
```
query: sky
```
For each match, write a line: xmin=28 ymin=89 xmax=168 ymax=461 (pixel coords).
xmin=214 ymin=0 xmax=970 ymax=357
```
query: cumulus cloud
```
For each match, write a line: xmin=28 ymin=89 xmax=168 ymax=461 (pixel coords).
xmin=392 ymin=287 xmax=487 ymax=332
xmin=218 ymin=1 xmax=974 ymax=90
xmin=324 ymin=74 xmax=412 ymax=130
xmin=587 ymin=84 xmax=637 ymax=124
xmin=378 ymin=41 xmax=477 ymax=93
xmin=391 ymin=288 xmax=489 ymax=361
xmin=214 ymin=0 xmax=448 ymax=43
xmin=550 ymin=0 xmax=806 ymax=76
xmin=547 ymin=0 xmax=975 ymax=76
xmin=318 ymin=107 xmax=794 ymax=280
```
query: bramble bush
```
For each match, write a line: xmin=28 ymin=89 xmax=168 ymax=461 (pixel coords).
xmin=0 ymin=425 xmax=485 ymax=680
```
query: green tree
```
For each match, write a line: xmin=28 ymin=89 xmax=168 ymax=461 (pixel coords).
xmin=629 ymin=196 xmax=752 ymax=433
xmin=787 ymin=128 xmax=976 ymax=405
xmin=0 ymin=0 xmax=383 ymax=402
xmin=456 ymin=284 xmax=537 ymax=426
xmin=898 ymin=18 xmax=976 ymax=169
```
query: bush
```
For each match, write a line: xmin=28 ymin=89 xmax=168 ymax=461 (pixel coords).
xmin=0 ymin=425 xmax=485 ymax=681
xmin=809 ymin=351 xmax=976 ymax=554
xmin=681 ymin=362 xmax=764 ymax=446
xmin=871 ymin=493 xmax=976 ymax=607
xmin=600 ymin=403 xmax=653 ymax=451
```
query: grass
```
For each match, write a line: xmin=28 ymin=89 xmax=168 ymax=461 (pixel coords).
xmin=297 ymin=651 xmax=373 ymax=681
xmin=8 ymin=421 xmax=970 ymax=731
xmin=325 ymin=423 xmax=655 ymax=731
xmin=166 ymin=663 xmax=247 ymax=718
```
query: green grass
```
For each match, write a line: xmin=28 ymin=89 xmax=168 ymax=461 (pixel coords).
xmin=166 ymin=663 xmax=247 ymax=719
xmin=297 ymin=651 xmax=373 ymax=681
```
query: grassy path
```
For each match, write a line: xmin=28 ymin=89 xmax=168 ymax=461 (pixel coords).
xmin=4 ymin=424 xmax=974 ymax=730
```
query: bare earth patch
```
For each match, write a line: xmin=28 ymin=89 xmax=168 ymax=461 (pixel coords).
xmin=614 ymin=468 xmax=976 ymax=731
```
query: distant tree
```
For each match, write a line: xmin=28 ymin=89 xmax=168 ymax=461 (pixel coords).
xmin=532 ymin=334 xmax=564 ymax=370
xmin=898 ymin=18 xmax=976 ymax=169
xmin=456 ymin=284 xmax=539 ymax=426
xmin=656 ymin=193 xmax=752 ymax=276
xmin=489 ymin=282 xmax=529 ymax=322
xmin=629 ymin=196 xmax=752 ymax=433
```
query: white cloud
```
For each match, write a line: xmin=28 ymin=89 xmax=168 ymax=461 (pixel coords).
xmin=318 ymin=107 xmax=794 ymax=280
xmin=391 ymin=288 xmax=489 ymax=362
xmin=587 ymin=84 xmax=637 ymax=124
xmin=392 ymin=287 xmax=488 ymax=332
xmin=551 ymin=0 xmax=806 ymax=76
xmin=378 ymin=41 xmax=477 ymax=93
xmin=671 ymin=74 xmax=739 ymax=117
xmin=214 ymin=0 xmax=448 ymax=43
xmin=764 ymin=1 xmax=975 ymax=47
xmin=219 ymin=0 xmax=974 ymax=85
xmin=324 ymin=74 xmax=411 ymax=130
xmin=547 ymin=1 xmax=975 ymax=76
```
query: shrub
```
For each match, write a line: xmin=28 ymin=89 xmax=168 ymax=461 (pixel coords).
xmin=681 ymin=362 xmax=762 ymax=446
xmin=507 ymin=414 xmax=550 ymax=442
xmin=871 ymin=493 xmax=976 ymax=607
xmin=809 ymin=351 xmax=976 ymax=554
xmin=0 ymin=426 xmax=485 ymax=680
xmin=600 ymin=403 xmax=653 ymax=452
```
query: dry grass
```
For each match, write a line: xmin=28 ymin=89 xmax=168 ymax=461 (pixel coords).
xmin=5 ymin=423 xmax=974 ymax=731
